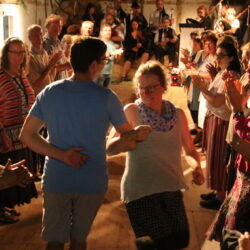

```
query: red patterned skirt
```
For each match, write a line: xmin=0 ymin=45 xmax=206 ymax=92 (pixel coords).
xmin=206 ymin=170 xmax=250 ymax=242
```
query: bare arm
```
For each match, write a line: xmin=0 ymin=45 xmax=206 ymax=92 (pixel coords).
xmin=192 ymin=75 xmax=225 ymax=108
xmin=180 ymin=109 xmax=204 ymax=185
xmin=107 ymin=124 xmax=152 ymax=156
xmin=106 ymin=104 xmax=152 ymax=155
xmin=19 ymin=114 xmax=87 ymax=169
xmin=55 ymin=61 xmax=71 ymax=72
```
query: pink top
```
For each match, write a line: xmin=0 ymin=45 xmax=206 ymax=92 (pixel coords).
xmin=233 ymin=114 xmax=250 ymax=175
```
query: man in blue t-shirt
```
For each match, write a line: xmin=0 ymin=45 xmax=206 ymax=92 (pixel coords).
xmin=19 ymin=37 xmax=151 ymax=250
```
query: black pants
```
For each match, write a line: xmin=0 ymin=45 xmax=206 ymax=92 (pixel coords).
xmin=153 ymin=231 xmax=190 ymax=250
xmin=154 ymin=43 xmax=176 ymax=63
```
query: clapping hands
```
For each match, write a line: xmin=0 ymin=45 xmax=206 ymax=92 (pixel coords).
xmin=223 ymin=70 xmax=244 ymax=112
xmin=206 ymin=63 xmax=218 ymax=80
xmin=4 ymin=159 xmax=33 ymax=188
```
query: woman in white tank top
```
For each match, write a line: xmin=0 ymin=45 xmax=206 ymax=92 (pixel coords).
xmin=107 ymin=60 xmax=204 ymax=250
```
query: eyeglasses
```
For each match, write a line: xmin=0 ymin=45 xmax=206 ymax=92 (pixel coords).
xmin=216 ymin=53 xmax=228 ymax=59
xmin=138 ymin=84 xmax=161 ymax=93
xmin=8 ymin=50 xmax=25 ymax=55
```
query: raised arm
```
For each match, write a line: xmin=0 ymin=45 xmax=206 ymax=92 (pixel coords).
xmin=192 ymin=74 xmax=225 ymax=108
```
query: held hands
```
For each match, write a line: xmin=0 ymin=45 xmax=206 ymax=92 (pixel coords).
xmin=133 ymin=125 xmax=152 ymax=142
xmin=62 ymin=147 xmax=88 ymax=169
xmin=120 ymin=125 xmax=152 ymax=152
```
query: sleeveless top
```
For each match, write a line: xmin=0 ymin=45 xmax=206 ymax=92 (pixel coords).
xmin=121 ymin=101 xmax=188 ymax=203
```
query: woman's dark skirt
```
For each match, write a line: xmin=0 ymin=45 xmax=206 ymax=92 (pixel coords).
xmin=125 ymin=191 xmax=189 ymax=243
xmin=0 ymin=148 xmax=38 ymax=208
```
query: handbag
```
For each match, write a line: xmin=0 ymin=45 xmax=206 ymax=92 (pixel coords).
xmin=231 ymin=132 xmax=250 ymax=162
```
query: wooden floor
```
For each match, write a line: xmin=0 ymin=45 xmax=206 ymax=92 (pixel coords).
xmin=0 ymin=153 xmax=220 ymax=250
xmin=0 ymin=84 xmax=221 ymax=250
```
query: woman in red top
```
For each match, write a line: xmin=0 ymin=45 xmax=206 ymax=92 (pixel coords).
xmin=207 ymin=68 xmax=250 ymax=244
xmin=0 ymin=37 xmax=37 ymax=223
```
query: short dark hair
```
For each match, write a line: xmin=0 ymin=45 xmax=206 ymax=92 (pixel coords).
xmin=70 ymin=37 xmax=107 ymax=73
xmin=204 ymin=33 xmax=218 ymax=45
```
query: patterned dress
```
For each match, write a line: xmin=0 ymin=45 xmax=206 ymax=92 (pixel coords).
xmin=0 ymin=69 xmax=37 ymax=207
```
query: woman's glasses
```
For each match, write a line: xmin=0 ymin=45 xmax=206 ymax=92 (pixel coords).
xmin=216 ymin=53 xmax=229 ymax=59
xmin=138 ymin=84 xmax=161 ymax=93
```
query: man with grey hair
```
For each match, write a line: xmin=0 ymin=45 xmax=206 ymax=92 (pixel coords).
xmin=43 ymin=14 xmax=71 ymax=81
xmin=81 ymin=20 xmax=94 ymax=37
xmin=27 ymin=24 xmax=62 ymax=95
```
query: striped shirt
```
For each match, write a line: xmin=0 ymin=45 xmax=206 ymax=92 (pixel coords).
xmin=0 ymin=69 xmax=35 ymax=150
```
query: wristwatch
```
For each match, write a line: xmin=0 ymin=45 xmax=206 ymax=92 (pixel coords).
xmin=233 ymin=111 xmax=244 ymax=118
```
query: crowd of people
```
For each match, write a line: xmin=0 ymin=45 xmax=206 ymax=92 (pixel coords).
xmin=0 ymin=0 xmax=249 ymax=250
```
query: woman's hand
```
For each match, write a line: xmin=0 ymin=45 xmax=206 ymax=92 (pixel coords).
xmin=206 ymin=63 xmax=218 ymax=80
xmin=2 ymin=159 xmax=33 ymax=188
xmin=224 ymin=73 xmax=244 ymax=112
xmin=191 ymin=75 xmax=208 ymax=91
xmin=239 ymin=232 xmax=250 ymax=250
xmin=181 ymin=48 xmax=190 ymax=58
xmin=222 ymin=69 xmax=239 ymax=82
xmin=192 ymin=166 xmax=205 ymax=185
